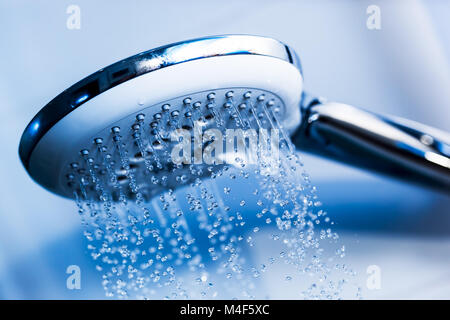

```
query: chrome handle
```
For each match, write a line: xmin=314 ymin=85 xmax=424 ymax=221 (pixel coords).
xmin=291 ymin=97 xmax=450 ymax=192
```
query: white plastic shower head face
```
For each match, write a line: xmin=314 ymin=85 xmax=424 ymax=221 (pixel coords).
xmin=19 ymin=35 xmax=303 ymax=199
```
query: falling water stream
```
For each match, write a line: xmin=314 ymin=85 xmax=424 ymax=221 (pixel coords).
xmin=69 ymin=90 xmax=361 ymax=299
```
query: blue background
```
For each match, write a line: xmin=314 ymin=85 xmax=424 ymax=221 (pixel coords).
xmin=0 ymin=0 xmax=449 ymax=299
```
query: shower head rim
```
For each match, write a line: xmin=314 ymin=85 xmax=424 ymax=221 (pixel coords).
xmin=19 ymin=34 xmax=301 ymax=171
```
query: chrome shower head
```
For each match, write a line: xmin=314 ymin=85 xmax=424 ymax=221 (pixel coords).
xmin=19 ymin=34 xmax=450 ymax=199
xmin=19 ymin=35 xmax=304 ymax=200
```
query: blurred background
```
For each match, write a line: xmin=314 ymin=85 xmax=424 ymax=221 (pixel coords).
xmin=0 ymin=0 xmax=449 ymax=299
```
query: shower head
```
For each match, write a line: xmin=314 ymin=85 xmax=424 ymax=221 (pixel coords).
xmin=19 ymin=35 xmax=303 ymax=199
xmin=19 ymin=34 xmax=450 ymax=199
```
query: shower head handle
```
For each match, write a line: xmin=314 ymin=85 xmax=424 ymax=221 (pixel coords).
xmin=293 ymin=96 xmax=450 ymax=192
